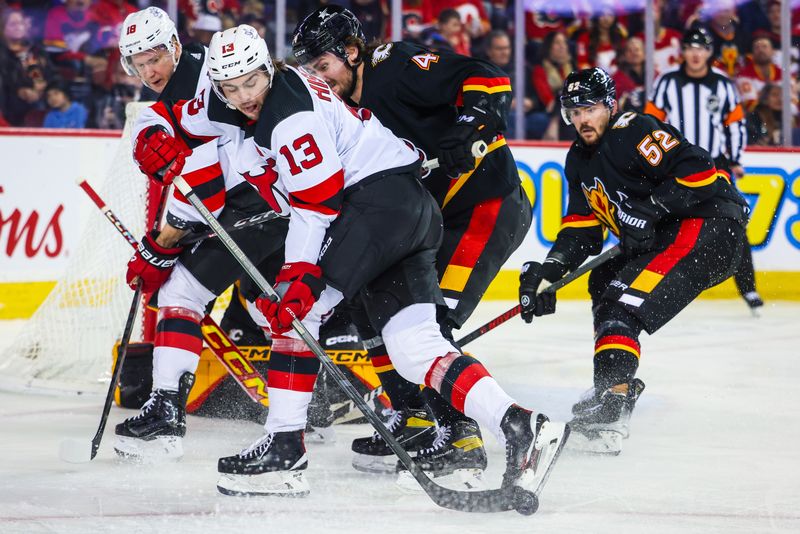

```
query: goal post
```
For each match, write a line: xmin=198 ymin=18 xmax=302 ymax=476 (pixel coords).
xmin=0 ymin=103 xmax=156 ymax=394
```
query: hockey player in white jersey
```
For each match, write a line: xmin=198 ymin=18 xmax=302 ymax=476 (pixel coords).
xmin=112 ymin=8 xmax=289 ymax=459
xmin=172 ymin=24 xmax=569 ymax=499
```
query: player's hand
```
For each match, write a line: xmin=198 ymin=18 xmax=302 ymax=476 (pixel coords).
xmin=126 ymin=231 xmax=184 ymax=293
xmin=133 ymin=125 xmax=185 ymax=184
xmin=256 ymin=262 xmax=325 ymax=334
xmin=519 ymin=259 xmax=567 ymax=323
xmin=438 ymin=123 xmax=483 ymax=177
xmin=618 ymin=197 xmax=667 ymax=256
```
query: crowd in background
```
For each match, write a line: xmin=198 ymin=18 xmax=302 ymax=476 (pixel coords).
xmin=0 ymin=0 xmax=798 ymax=145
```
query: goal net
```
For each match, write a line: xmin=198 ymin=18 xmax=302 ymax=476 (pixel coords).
xmin=0 ymin=103 xmax=155 ymax=394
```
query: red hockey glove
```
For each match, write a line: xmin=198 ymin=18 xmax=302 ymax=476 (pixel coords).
xmin=518 ymin=259 xmax=567 ymax=323
xmin=133 ymin=125 xmax=185 ymax=184
xmin=256 ymin=262 xmax=325 ymax=334
xmin=125 ymin=231 xmax=184 ymax=293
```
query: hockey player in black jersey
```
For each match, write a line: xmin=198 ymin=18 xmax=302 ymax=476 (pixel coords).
xmin=518 ymin=67 xmax=750 ymax=454
xmin=292 ymin=5 xmax=532 ymax=485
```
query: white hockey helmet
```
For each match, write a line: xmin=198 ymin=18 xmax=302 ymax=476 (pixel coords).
xmin=118 ymin=7 xmax=180 ymax=78
xmin=207 ymin=24 xmax=275 ymax=105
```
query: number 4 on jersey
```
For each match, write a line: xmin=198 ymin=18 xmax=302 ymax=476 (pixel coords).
xmin=411 ymin=53 xmax=439 ymax=70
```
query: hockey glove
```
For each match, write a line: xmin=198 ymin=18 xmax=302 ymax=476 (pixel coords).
xmin=519 ymin=258 xmax=568 ymax=323
xmin=438 ymin=106 xmax=496 ymax=177
xmin=126 ymin=231 xmax=183 ymax=293
xmin=257 ymin=262 xmax=325 ymax=334
xmin=618 ymin=197 xmax=668 ymax=256
xmin=133 ymin=125 xmax=185 ymax=184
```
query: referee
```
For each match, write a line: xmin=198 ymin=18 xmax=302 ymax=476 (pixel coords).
xmin=644 ymin=25 xmax=764 ymax=312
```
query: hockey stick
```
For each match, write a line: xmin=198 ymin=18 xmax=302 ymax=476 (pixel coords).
xmin=60 ymin=180 xmax=169 ymax=463
xmin=76 ymin=178 xmax=271 ymax=406
xmin=170 ymin=172 xmax=535 ymax=514
xmin=422 ymin=140 xmax=488 ymax=172
xmin=455 ymin=246 xmax=622 ymax=347
xmin=177 ymin=209 xmax=281 ymax=246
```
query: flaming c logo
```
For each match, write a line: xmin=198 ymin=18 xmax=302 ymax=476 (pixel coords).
xmin=581 ymin=177 xmax=620 ymax=236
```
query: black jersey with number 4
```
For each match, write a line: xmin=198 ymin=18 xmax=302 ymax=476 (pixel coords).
xmin=356 ymin=41 xmax=519 ymax=216
xmin=551 ymin=111 xmax=748 ymax=269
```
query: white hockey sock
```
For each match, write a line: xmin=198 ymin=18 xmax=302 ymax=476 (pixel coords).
xmin=463 ymin=376 xmax=515 ymax=444
xmin=152 ymin=347 xmax=199 ymax=391
xmin=264 ymin=388 xmax=312 ymax=434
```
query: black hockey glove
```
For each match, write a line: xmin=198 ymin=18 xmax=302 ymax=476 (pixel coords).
xmin=618 ymin=197 xmax=668 ymax=256
xmin=519 ymin=258 xmax=568 ymax=323
xmin=438 ymin=106 xmax=496 ymax=177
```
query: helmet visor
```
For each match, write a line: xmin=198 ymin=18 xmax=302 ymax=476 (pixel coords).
xmin=121 ymin=45 xmax=172 ymax=78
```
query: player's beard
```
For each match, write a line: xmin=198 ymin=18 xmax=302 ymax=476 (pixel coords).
xmin=341 ymin=64 xmax=358 ymax=101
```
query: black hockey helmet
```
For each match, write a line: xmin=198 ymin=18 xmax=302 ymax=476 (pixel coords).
xmin=292 ymin=5 xmax=366 ymax=66
xmin=682 ymin=25 xmax=713 ymax=49
xmin=559 ymin=67 xmax=616 ymax=124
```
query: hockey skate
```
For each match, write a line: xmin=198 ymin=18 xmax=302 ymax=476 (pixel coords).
xmin=114 ymin=372 xmax=194 ymax=460
xmin=500 ymin=405 xmax=569 ymax=509
xmin=351 ymin=408 xmax=436 ymax=474
xmin=217 ymin=429 xmax=310 ymax=497
xmin=396 ymin=419 xmax=488 ymax=492
xmin=567 ymin=378 xmax=645 ymax=455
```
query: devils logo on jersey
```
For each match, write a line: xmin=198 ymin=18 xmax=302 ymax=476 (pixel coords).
xmin=581 ymin=177 xmax=620 ymax=236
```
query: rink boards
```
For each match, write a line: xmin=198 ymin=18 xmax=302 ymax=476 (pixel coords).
xmin=1 ymin=130 xmax=799 ymax=319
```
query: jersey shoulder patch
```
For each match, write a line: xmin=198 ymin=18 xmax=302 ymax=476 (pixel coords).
xmin=370 ymin=43 xmax=393 ymax=67
xmin=254 ymin=69 xmax=314 ymax=149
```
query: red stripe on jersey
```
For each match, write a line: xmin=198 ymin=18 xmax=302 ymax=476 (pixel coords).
xmin=155 ymin=330 xmax=203 ymax=354
xmin=462 ymin=76 xmax=511 ymax=88
xmin=289 ymin=168 xmax=344 ymax=215
xmin=371 ymin=354 xmax=392 ymax=368
xmin=644 ymin=218 xmax=703 ymax=275
xmin=170 ymin=99 xmax=219 ymax=145
xmin=446 ymin=197 xmax=502 ymax=269
xmin=595 ymin=335 xmax=640 ymax=355
xmin=267 ymin=370 xmax=317 ymax=392
xmin=448 ymin=362 xmax=491 ymax=413
xmin=677 ymin=167 xmax=717 ymax=184
xmin=174 ymin=185 xmax=226 ymax=213
xmin=562 ymin=213 xmax=599 ymax=224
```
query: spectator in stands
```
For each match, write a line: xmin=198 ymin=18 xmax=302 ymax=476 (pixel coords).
xmin=92 ymin=0 xmax=137 ymax=51
xmin=0 ymin=7 xmax=55 ymax=126
xmin=531 ymin=30 xmax=575 ymax=140
xmin=738 ymin=31 xmax=788 ymax=112
xmin=634 ymin=0 xmax=682 ymax=75
xmin=351 ymin=0 xmax=388 ymax=42
xmin=422 ymin=1 xmax=489 ymax=41
xmin=424 ymin=8 xmax=470 ymax=56
xmin=613 ymin=36 xmax=646 ymax=112
xmin=764 ymin=0 xmax=800 ymax=77
xmin=94 ymin=50 xmax=139 ymax=129
xmin=746 ymin=83 xmax=785 ymax=145
xmin=43 ymin=79 xmax=88 ymax=128
xmin=701 ymin=1 xmax=747 ymax=76
xmin=43 ymin=0 xmax=108 ymax=82
xmin=574 ymin=1 xmax=628 ymax=74
xmin=484 ymin=29 xmax=544 ymax=139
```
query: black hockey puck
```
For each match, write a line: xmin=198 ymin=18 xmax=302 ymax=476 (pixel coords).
xmin=513 ymin=487 xmax=539 ymax=516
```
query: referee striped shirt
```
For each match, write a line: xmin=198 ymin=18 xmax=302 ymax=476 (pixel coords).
xmin=645 ymin=65 xmax=746 ymax=166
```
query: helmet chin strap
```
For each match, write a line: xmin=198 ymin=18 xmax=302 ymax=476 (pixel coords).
xmin=342 ymin=55 xmax=362 ymax=102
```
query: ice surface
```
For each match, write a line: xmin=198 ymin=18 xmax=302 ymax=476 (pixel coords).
xmin=1 ymin=301 xmax=799 ymax=533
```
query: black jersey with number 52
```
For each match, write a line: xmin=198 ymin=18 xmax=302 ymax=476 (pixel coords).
xmin=551 ymin=111 xmax=748 ymax=269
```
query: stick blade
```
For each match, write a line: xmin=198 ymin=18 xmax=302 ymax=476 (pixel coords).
xmin=59 ymin=438 xmax=94 ymax=463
